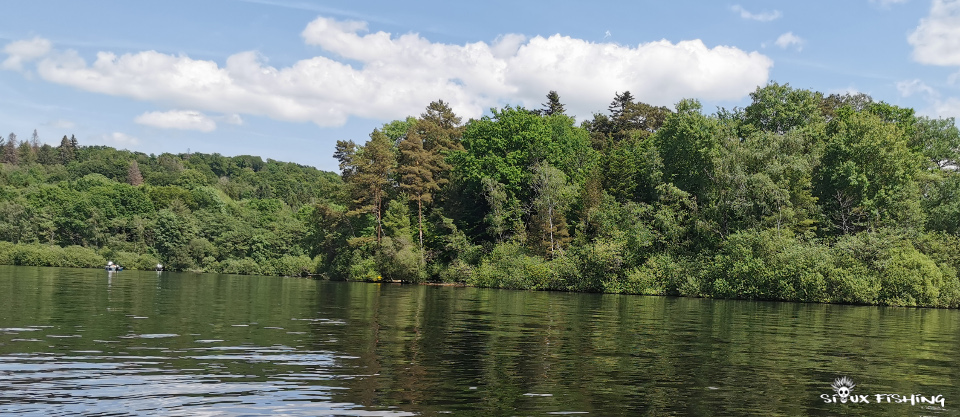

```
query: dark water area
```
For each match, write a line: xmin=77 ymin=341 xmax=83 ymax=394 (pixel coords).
xmin=0 ymin=265 xmax=957 ymax=416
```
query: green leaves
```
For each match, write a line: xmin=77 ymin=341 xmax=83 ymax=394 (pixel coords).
xmin=743 ymin=82 xmax=824 ymax=135
xmin=655 ymin=99 xmax=720 ymax=201
xmin=815 ymin=110 xmax=925 ymax=233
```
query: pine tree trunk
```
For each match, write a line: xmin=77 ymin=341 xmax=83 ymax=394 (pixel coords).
xmin=417 ymin=194 xmax=425 ymax=266
xmin=417 ymin=195 xmax=424 ymax=251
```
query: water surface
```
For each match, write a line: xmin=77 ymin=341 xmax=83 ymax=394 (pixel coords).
xmin=0 ymin=265 xmax=957 ymax=415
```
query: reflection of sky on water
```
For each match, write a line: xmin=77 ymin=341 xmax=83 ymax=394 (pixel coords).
xmin=2 ymin=267 xmax=958 ymax=416
xmin=0 ymin=343 xmax=413 ymax=417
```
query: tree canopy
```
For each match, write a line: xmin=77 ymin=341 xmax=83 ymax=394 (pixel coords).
xmin=4 ymin=85 xmax=960 ymax=308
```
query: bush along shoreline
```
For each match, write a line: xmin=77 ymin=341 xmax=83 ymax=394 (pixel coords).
xmin=3 ymin=83 xmax=960 ymax=307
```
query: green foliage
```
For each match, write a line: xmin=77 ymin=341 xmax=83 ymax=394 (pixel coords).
xmin=267 ymin=255 xmax=315 ymax=277
xmin=924 ymin=173 xmax=960 ymax=235
xmin=220 ymin=257 xmax=264 ymax=275
xmin=831 ymin=230 xmax=960 ymax=307
xmin=348 ymin=255 xmax=380 ymax=281
xmin=0 ymin=242 xmax=105 ymax=268
xmin=619 ymin=254 xmax=698 ymax=296
xmin=470 ymin=242 xmax=552 ymax=290
xmin=743 ymin=82 xmax=824 ymax=135
xmin=600 ymin=135 xmax=662 ymax=203
xmin=452 ymin=106 xmax=593 ymax=204
xmin=528 ymin=161 xmax=575 ymax=257
xmin=654 ymin=99 xmax=721 ymax=201
xmin=569 ymin=238 xmax=627 ymax=292
xmin=815 ymin=110 xmax=925 ymax=233
xmin=377 ymin=235 xmax=424 ymax=282
xmin=382 ymin=198 xmax=413 ymax=240
xmin=5 ymin=85 xmax=960 ymax=308
xmin=707 ymin=129 xmax=820 ymax=238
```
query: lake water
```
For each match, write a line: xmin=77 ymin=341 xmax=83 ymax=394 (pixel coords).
xmin=0 ymin=265 xmax=957 ymax=416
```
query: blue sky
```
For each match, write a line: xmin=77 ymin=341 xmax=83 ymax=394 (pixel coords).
xmin=2 ymin=0 xmax=959 ymax=172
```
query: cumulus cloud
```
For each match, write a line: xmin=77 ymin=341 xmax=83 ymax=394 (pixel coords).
xmin=909 ymin=0 xmax=960 ymax=66
xmin=15 ymin=16 xmax=772 ymax=126
xmin=775 ymin=32 xmax=805 ymax=51
xmin=135 ymin=110 xmax=217 ymax=132
xmin=2 ymin=37 xmax=52 ymax=70
xmin=99 ymin=132 xmax=140 ymax=146
xmin=731 ymin=5 xmax=782 ymax=22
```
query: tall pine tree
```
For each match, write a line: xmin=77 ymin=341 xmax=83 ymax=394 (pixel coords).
xmin=541 ymin=91 xmax=566 ymax=116
xmin=58 ymin=135 xmax=75 ymax=164
xmin=3 ymin=134 xmax=18 ymax=165
xmin=398 ymin=125 xmax=441 ymax=256
xmin=341 ymin=130 xmax=396 ymax=244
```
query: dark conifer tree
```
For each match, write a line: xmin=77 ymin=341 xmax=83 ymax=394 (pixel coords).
xmin=342 ymin=130 xmax=396 ymax=244
xmin=4 ymin=134 xmax=18 ymax=165
xmin=541 ymin=90 xmax=566 ymax=116
xmin=58 ymin=135 xmax=75 ymax=164
xmin=398 ymin=125 xmax=441 ymax=254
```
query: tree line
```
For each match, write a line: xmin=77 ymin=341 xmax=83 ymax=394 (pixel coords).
xmin=0 ymin=132 xmax=341 ymax=275
xmin=3 ymin=82 xmax=960 ymax=307
xmin=320 ymin=83 xmax=960 ymax=307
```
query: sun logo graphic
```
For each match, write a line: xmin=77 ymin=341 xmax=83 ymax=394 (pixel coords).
xmin=831 ymin=377 xmax=856 ymax=403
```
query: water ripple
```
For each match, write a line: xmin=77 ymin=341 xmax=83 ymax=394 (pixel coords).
xmin=0 ymin=347 xmax=413 ymax=417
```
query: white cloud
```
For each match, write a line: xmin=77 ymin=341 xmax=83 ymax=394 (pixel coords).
xmin=897 ymin=79 xmax=938 ymax=97
xmin=99 ymin=132 xmax=140 ymax=146
xmin=731 ymin=5 xmax=782 ymax=22
xmin=221 ymin=114 xmax=244 ymax=125
xmin=871 ymin=0 xmax=909 ymax=6
xmin=43 ymin=119 xmax=76 ymax=129
xmin=505 ymin=37 xmax=772 ymax=116
xmin=930 ymin=97 xmax=960 ymax=119
xmin=2 ymin=37 xmax=52 ymax=71
xmin=135 ymin=110 xmax=217 ymax=132
xmin=17 ymin=16 xmax=772 ymax=127
xmin=909 ymin=0 xmax=960 ymax=66
xmin=775 ymin=32 xmax=805 ymax=51
xmin=894 ymin=78 xmax=960 ymax=120
xmin=490 ymin=33 xmax=527 ymax=60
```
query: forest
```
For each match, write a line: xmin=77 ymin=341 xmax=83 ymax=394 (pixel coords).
xmin=0 ymin=133 xmax=341 ymax=276
xmin=3 ymin=82 xmax=960 ymax=307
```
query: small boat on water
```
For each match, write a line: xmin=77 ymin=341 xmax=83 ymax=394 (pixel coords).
xmin=105 ymin=261 xmax=123 ymax=272
xmin=155 ymin=263 xmax=163 ymax=271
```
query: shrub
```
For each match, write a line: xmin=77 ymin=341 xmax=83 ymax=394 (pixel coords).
xmin=469 ymin=242 xmax=550 ymax=290
xmin=622 ymin=253 xmax=688 ymax=295
xmin=12 ymin=244 xmax=58 ymax=267
xmin=348 ymin=255 xmax=379 ymax=281
xmin=220 ymin=257 xmax=263 ymax=275
xmin=0 ymin=241 xmax=17 ymax=265
xmin=61 ymin=245 xmax=106 ymax=268
xmin=270 ymin=255 xmax=314 ymax=277
xmin=437 ymin=259 xmax=474 ymax=283
xmin=570 ymin=238 xmax=627 ymax=292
